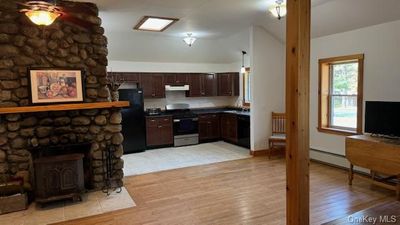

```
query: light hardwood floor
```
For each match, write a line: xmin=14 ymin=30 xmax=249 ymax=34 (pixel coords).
xmin=54 ymin=157 xmax=395 ymax=225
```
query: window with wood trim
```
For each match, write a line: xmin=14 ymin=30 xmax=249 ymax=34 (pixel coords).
xmin=318 ymin=54 xmax=364 ymax=135
xmin=242 ymin=68 xmax=251 ymax=107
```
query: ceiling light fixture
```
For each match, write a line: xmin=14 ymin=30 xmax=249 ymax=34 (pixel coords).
xmin=241 ymin=51 xmax=247 ymax=74
xmin=20 ymin=1 xmax=62 ymax=26
xmin=269 ymin=0 xmax=287 ymax=20
xmin=134 ymin=16 xmax=179 ymax=32
xmin=183 ymin=33 xmax=196 ymax=47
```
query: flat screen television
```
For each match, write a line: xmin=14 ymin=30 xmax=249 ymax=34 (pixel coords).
xmin=365 ymin=101 xmax=400 ymax=137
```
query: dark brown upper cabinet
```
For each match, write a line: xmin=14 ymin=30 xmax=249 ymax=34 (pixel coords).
xmin=187 ymin=73 xmax=217 ymax=97
xmin=217 ymin=72 xmax=240 ymax=96
xmin=139 ymin=74 xmax=165 ymax=98
xmin=233 ymin=73 xmax=240 ymax=96
xmin=123 ymin=73 xmax=140 ymax=83
xmin=164 ymin=73 xmax=188 ymax=85
xmin=113 ymin=72 xmax=240 ymax=99
xmin=107 ymin=72 xmax=122 ymax=83
xmin=107 ymin=72 xmax=139 ymax=83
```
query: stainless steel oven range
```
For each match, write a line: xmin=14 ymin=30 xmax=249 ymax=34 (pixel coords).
xmin=165 ymin=104 xmax=199 ymax=147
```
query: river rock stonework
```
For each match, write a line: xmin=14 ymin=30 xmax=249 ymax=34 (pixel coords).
xmin=0 ymin=1 xmax=124 ymax=189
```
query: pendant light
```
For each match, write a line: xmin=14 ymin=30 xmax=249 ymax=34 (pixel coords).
xmin=183 ymin=33 xmax=196 ymax=47
xmin=269 ymin=0 xmax=287 ymax=20
xmin=241 ymin=51 xmax=247 ymax=74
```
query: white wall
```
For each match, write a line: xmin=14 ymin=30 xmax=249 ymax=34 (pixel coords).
xmin=250 ymin=26 xmax=285 ymax=151
xmin=106 ymin=28 xmax=251 ymax=64
xmin=144 ymin=92 xmax=239 ymax=110
xmin=310 ymin=20 xmax=400 ymax=159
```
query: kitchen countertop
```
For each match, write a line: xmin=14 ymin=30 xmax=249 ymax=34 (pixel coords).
xmin=192 ymin=108 xmax=250 ymax=117
xmin=145 ymin=113 xmax=172 ymax=118
xmin=146 ymin=107 xmax=250 ymax=117
xmin=145 ymin=107 xmax=250 ymax=117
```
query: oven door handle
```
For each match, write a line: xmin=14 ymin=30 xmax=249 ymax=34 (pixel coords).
xmin=173 ymin=118 xmax=198 ymax=122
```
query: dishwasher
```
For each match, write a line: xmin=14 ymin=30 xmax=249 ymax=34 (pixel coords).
xmin=237 ymin=115 xmax=250 ymax=148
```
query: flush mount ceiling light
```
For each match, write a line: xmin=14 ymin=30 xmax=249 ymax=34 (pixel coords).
xmin=269 ymin=0 xmax=287 ymax=20
xmin=20 ymin=1 xmax=62 ymax=26
xmin=134 ymin=16 xmax=179 ymax=32
xmin=183 ymin=33 xmax=196 ymax=47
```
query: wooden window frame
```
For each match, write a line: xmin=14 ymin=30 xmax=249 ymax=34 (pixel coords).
xmin=318 ymin=54 xmax=364 ymax=136
xmin=242 ymin=67 xmax=251 ymax=107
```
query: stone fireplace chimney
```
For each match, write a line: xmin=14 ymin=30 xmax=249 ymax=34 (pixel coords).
xmin=0 ymin=1 xmax=124 ymax=190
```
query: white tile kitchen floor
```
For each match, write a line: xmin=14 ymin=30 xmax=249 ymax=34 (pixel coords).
xmin=123 ymin=141 xmax=251 ymax=176
xmin=0 ymin=187 xmax=135 ymax=225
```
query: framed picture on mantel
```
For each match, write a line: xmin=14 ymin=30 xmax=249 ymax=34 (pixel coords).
xmin=28 ymin=68 xmax=85 ymax=105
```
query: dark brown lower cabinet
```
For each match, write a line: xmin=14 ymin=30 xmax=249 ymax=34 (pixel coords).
xmin=220 ymin=114 xmax=238 ymax=143
xmin=199 ymin=114 xmax=220 ymax=141
xmin=146 ymin=116 xmax=173 ymax=147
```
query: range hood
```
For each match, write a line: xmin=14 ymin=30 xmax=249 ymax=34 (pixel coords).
xmin=165 ymin=85 xmax=190 ymax=91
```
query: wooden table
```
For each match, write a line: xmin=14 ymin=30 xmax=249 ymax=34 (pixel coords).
xmin=346 ymin=135 xmax=400 ymax=200
xmin=323 ymin=201 xmax=400 ymax=225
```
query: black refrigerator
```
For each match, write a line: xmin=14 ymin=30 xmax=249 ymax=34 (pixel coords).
xmin=119 ymin=88 xmax=146 ymax=154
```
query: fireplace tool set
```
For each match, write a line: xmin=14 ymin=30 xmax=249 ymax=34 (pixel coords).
xmin=102 ymin=146 xmax=122 ymax=195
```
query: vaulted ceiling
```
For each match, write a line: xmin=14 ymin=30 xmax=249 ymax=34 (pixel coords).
xmin=83 ymin=0 xmax=400 ymax=63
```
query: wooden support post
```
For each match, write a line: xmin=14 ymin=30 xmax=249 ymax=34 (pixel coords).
xmin=285 ymin=0 xmax=311 ymax=224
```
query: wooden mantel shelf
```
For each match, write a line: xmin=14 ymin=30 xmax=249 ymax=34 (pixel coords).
xmin=0 ymin=101 xmax=130 ymax=115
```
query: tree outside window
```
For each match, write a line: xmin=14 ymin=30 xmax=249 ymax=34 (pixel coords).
xmin=318 ymin=54 xmax=364 ymax=135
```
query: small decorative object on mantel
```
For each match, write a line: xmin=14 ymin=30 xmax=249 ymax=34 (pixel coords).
xmin=107 ymin=74 xmax=124 ymax=102
xmin=28 ymin=68 xmax=85 ymax=105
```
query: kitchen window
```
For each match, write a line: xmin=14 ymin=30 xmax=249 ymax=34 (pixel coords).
xmin=243 ymin=68 xmax=251 ymax=107
xmin=318 ymin=54 xmax=364 ymax=135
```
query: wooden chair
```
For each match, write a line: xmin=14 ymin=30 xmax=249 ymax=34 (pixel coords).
xmin=268 ymin=112 xmax=286 ymax=159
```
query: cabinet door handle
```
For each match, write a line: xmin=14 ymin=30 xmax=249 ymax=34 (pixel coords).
xmin=150 ymin=119 xmax=155 ymax=122
xmin=158 ymin=125 xmax=163 ymax=128
xmin=164 ymin=119 xmax=169 ymax=121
